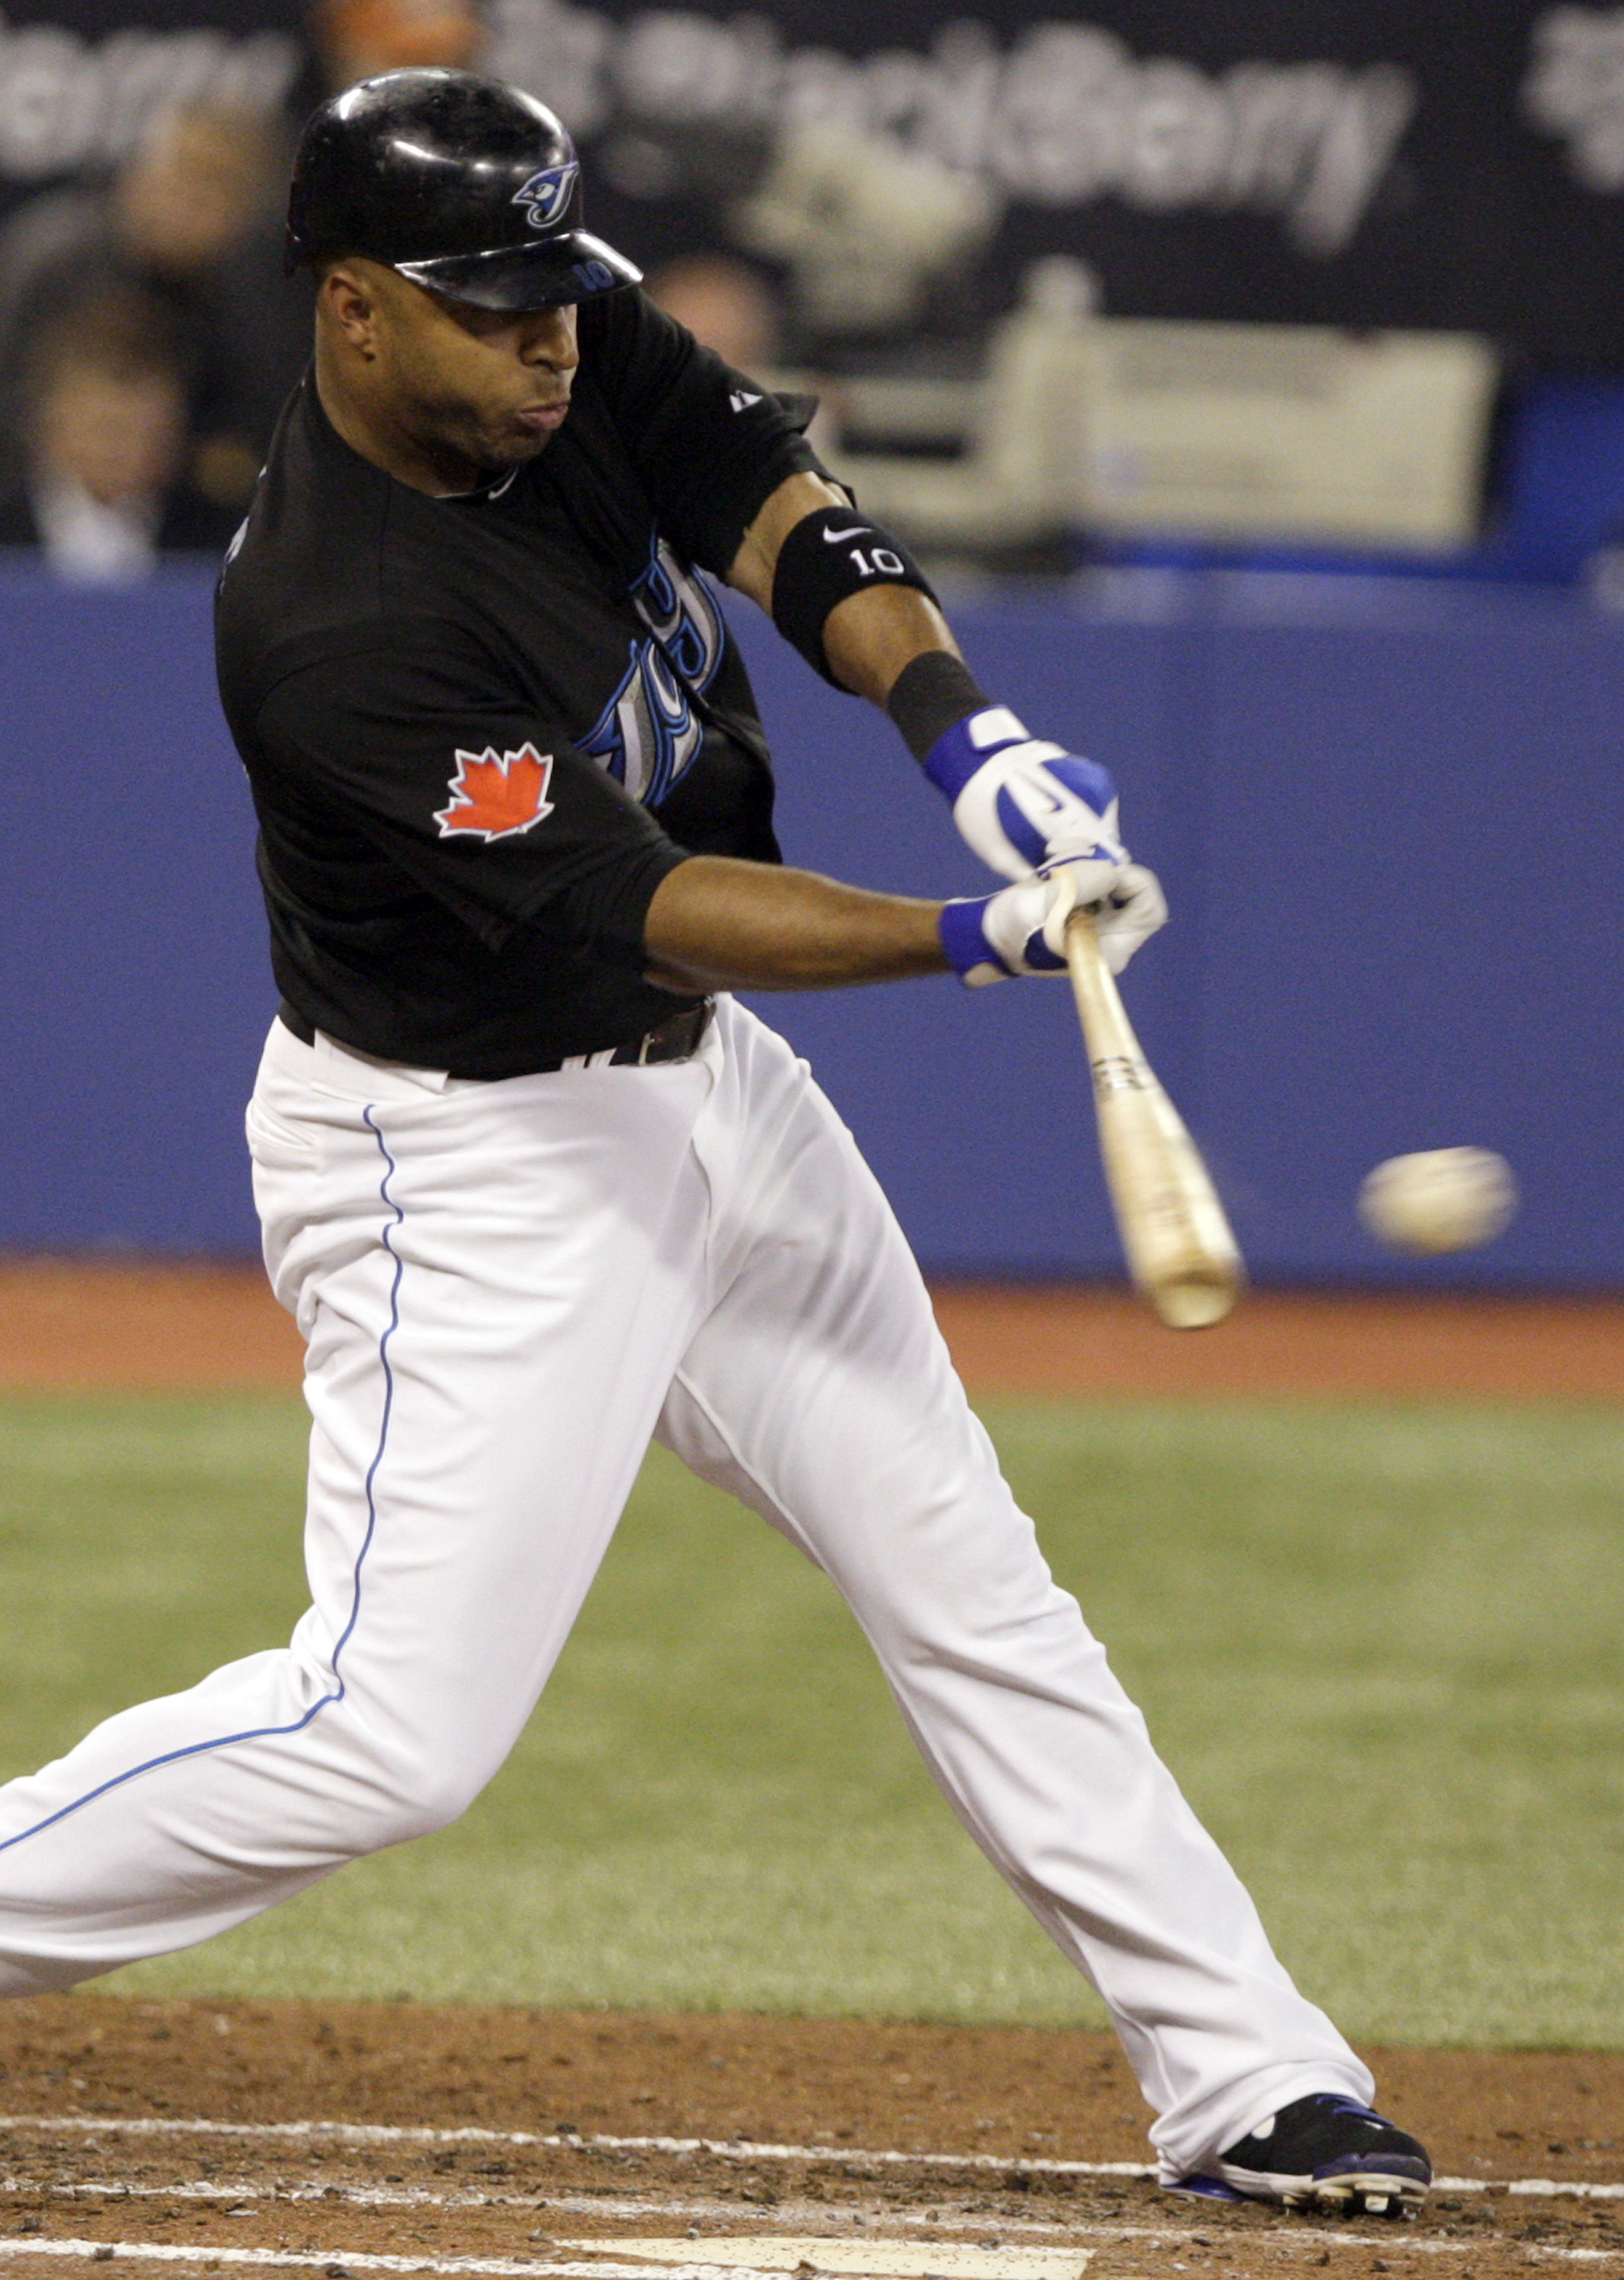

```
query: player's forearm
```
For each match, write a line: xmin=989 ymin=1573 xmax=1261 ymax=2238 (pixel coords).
xmin=644 ymin=856 xmax=947 ymax=992
xmin=726 ymin=481 xmax=1156 ymax=936
xmin=821 ymin=584 xmax=961 ymax=708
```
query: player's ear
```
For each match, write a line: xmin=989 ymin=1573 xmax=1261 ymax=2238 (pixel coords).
xmin=318 ymin=260 xmax=382 ymax=357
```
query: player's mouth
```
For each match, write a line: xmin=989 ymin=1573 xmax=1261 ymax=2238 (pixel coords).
xmin=514 ymin=401 xmax=569 ymax=435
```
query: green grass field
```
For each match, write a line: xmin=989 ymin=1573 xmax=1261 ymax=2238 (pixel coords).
xmin=2 ymin=1393 xmax=1622 ymax=2046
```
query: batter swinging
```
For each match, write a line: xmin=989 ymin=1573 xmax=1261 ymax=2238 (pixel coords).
xmin=0 ymin=71 xmax=1430 ymax=2218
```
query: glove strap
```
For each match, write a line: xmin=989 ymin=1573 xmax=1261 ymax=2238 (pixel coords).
xmin=938 ymin=897 xmax=1008 ymax=987
xmin=923 ymin=705 xmax=1032 ymax=803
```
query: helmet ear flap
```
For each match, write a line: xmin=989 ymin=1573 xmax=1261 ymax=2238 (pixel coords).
xmin=283 ymin=167 xmax=310 ymax=273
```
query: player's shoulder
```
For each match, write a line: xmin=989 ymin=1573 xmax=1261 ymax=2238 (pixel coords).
xmin=219 ymin=380 xmax=385 ymax=616
xmin=576 ymin=283 xmax=654 ymax=359
xmin=217 ymin=378 xmax=456 ymax=706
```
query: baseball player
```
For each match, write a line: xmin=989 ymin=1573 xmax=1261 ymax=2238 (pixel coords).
xmin=0 ymin=73 xmax=1429 ymax=2219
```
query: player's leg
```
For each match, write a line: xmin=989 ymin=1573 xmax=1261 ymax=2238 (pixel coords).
xmin=655 ymin=999 xmax=1370 ymax=2183
xmin=0 ymin=1021 xmax=717 ymax=1996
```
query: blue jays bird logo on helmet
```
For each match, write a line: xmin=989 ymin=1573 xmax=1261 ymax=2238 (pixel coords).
xmin=512 ymin=160 xmax=578 ymax=230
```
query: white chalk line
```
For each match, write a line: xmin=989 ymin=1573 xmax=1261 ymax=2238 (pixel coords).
xmin=0 ymin=2244 xmax=762 ymax=2279
xmin=0 ymin=2127 xmax=1148 ymax=2186
xmin=0 ymin=2230 xmax=1617 ymax=2274
xmin=0 ymin=2186 xmax=1092 ymax=2241
xmin=0 ymin=2115 xmax=1617 ymax=2207
xmin=5 ymin=2179 xmax=1610 ymax=2256
xmin=0 ymin=2184 xmax=1091 ymax=2238
xmin=0 ymin=2209 xmax=1100 ymax=2272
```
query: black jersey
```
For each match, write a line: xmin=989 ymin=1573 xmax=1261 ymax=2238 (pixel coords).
xmin=214 ymin=289 xmax=821 ymax=1078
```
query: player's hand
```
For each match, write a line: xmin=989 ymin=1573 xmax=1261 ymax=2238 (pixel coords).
xmin=925 ymin=706 xmax=1127 ymax=885
xmin=940 ymin=858 xmax=1167 ymax=987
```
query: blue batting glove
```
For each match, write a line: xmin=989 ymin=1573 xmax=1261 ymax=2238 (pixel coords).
xmin=926 ymin=706 xmax=1126 ymax=885
xmin=941 ymin=857 xmax=1168 ymax=989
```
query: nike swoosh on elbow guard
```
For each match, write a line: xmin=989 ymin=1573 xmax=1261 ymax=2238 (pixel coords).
xmin=821 ymin=524 xmax=869 ymax=543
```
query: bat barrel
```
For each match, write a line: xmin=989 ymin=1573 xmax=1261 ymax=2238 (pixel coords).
xmin=1147 ymin=1266 xmax=1240 ymax=1331
xmin=1066 ymin=906 xmax=1246 ymax=1333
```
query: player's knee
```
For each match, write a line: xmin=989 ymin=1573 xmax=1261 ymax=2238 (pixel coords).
xmin=382 ymin=1764 xmax=488 ymax=1844
xmin=335 ymin=1752 xmax=492 ymax=1852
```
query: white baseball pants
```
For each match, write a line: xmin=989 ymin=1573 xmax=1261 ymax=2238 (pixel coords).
xmin=0 ymin=997 xmax=1371 ymax=2175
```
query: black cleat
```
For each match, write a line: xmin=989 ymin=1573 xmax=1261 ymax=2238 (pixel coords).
xmin=1167 ymin=2092 xmax=1432 ymax=2218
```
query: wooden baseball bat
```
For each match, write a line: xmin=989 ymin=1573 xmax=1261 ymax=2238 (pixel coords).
xmin=1064 ymin=904 xmax=1244 ymax=1330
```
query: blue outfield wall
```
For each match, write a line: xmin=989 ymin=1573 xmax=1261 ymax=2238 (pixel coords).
xmin=1 ymin=562 xmax=1619 ymax=1289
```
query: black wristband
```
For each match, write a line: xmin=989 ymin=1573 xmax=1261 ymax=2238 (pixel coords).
xmin=770 ymin=505 xmax=937 ymax=687
xmin=885 ymin=650 xmax=992 ymax=762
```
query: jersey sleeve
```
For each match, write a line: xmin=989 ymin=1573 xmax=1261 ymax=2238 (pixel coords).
xmin=252 ymin=634 xmax=690 ymax=963
xmin=581 ymin=288 xmax=827 ymax=575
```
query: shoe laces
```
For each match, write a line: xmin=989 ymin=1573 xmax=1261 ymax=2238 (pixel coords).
xmin=1303 ymin=2095 xmax=1391 ymax=2128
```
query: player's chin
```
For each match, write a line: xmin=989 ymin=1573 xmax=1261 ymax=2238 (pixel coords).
xmin=476 ymin=428 xmax=551 ymax=470
xmin=495 ymin=405 xmax=569 ymax=459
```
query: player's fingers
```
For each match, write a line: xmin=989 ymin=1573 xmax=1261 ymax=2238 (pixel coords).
xmin=1094 ymin=864 xmax=1169 ymax=975
xmin=1036 ymin=852 xmax=1116 ymax=958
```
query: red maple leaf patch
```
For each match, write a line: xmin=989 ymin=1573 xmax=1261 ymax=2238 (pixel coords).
xmin=435 ymin=743 xmax=556 ymax=841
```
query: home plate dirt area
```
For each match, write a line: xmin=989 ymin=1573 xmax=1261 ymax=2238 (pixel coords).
xmin=0 ymin=2005 xmax=1622 ymax=2280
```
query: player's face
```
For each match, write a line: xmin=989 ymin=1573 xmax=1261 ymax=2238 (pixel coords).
xmin=372 ymin=271 xmax=581 ymax=479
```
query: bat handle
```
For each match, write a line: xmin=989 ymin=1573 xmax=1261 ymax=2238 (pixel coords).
xmin=1063 ymin=902 xmax=1122 ymax=1038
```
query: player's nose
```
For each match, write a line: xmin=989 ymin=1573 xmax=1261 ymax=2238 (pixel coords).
xmin=516 ymin=308 xmax=580 ymax=371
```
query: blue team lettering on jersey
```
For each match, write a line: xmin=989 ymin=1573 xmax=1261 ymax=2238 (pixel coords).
xmin=578 ymin=539 xmax=724 ymax=807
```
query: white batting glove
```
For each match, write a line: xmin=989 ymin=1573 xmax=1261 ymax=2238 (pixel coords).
xmin=940 ymin=858 xmax=1168 ymax=988
xmin=925 ymin=706 xmax=1126 ymax=885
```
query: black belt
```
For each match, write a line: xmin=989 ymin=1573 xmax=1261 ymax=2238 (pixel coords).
xmin=277 ymin=998 xmax=714 ymax=1075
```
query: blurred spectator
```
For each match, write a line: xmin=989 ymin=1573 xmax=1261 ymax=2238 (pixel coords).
xmin=117 ymin=103 xmax=275 ymax=280
xmin=0 ymin=102 xmax=290 ymax=505
xmin=0 ymin=291 xmax=239 ymax=579
xmin=309 ymin=0 xmax=482 ymax=92
xmin=643 ymin=254 xmax=781 ymax=375
xmin=732 ymin=123 xmax=997 ymax=363
xmin=578 ymin=116 xmax=775 ymax=290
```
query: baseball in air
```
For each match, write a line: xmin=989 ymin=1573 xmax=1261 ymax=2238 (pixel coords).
xmin=1357 ymin=1148 xmax=1518 ymax=1256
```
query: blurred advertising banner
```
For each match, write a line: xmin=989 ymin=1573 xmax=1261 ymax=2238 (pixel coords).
xmin=0 ymin=0 xmax=302 ymax=180
xmin=2 ymin=1 xmax=1623 ymax=359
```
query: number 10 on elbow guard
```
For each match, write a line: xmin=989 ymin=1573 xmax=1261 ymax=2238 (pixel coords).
xmin=1063 ymin=905 xmax=1245 ymax=1332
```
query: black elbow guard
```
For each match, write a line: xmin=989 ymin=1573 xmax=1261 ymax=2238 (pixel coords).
xmin=770 ymin=505 xmax=937 ymax=687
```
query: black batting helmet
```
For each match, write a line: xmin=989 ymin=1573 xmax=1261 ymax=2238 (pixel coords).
xmin=285 ymin=68 xmax=641 ymax=311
